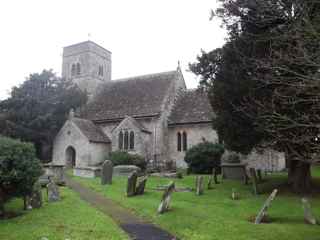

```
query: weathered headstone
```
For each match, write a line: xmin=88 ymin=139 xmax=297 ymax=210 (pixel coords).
xmin=208 ymin=175 xmax=214 ymax=190
xmin=302 ymin=198 xmax=317 ymax=225
xmin=213 ymin=168 xmax=219 ymax=184
xmin=254 ymin=189 xmax=278 ymax=224
xmin=231 ymin=188 xmax=239 ymax=200
xmin=101 ymin=160 xmax=113 ymax=185
xmin=30 ymin=181 xmax=42 ymax=208
xmin=158 ymin=181 xmax=175 ymax=214
xmin=136 ymin=176 xmax=148 ymax=195
xmin=195 ymin=176 xmax=204 ymax=195
xmin=257 ymin=169 xmax=263 ymax=183
xmin=47 ymin=178 xmax=60 ymax=202
xmin=250 ymin=168 xmax=259 ymax=195
xmin=126 ymin=171 xmax=138 ymax=197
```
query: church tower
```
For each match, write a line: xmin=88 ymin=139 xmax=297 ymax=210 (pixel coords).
xmin=62 ymin=41 xmax=111 ymax=96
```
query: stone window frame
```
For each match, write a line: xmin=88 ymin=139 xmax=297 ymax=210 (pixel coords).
xmin=119 ymin=129 xmax=135 ymax=151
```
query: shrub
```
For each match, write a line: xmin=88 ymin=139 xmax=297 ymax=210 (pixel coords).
xmin=0 ymin=136 xmax=42 ymax=215
xmin=109 ymin=151 xmax=147 ymax=170
xmin=184 ymin=142 xmax=224 ymax=174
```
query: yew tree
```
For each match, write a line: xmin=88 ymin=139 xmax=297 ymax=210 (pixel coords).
xmin=190 ymin=0 xmax=320 ymax=193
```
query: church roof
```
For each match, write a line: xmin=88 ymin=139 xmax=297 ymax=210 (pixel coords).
xmin=123 ymin=116 xmax=152 ymax=134
xmin=72 ymin=117 xmax=111 ymax=143
xmin=168 ymin=89 xmax=214 ymax=125
xmin=84 ymin=70 xmax=179 ymax=121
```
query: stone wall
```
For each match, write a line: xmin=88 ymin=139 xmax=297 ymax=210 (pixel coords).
xmin=52 ymin=120 xmax=110 ymax=167
xmin=168 ymin=123 xmax=219 ymax=168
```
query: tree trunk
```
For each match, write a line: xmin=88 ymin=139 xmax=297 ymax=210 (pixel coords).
xmin=288 ymin=160 xmax=312 ymax=194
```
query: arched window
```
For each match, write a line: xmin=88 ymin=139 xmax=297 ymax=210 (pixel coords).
xmin=129 ymin=131 xmax=134 ymax=150
xmin=124 ymin=131 xmax=129 ymax=150
xmin=98 ymin=65 xmax=103 ymax=76
xmin=177 ymin=132 xmax=181 ymax=152
xmin=76 ymin=63 xmax=81 ymax=75
xmin=182 ymin=132 xmax=188 ymax=151
xmin=183 ymin=131 xmax=187 ymax=151
xmin=118 ymin=131 xmax=123 ymax=150
xmin=71 ymin=64 xmax=76 ymax=76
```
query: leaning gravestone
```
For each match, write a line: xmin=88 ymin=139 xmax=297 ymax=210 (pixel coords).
xmin=158 ymin=181 xmax=175 ymax=214
xmin=250 ymin=168 xmax=259 ymax=195
xmin=136 ymin=176 xmax=148 ymax=195
xmin=101 ymin=160 xmax=113 ymax=185
xmin=254 ymin=189 xmax=278 ymax=224
xmin=127 ymin=171 xmax=138 ymax=197
xmin=30 ymin=181 xmax=42 ymax=208
xmin=47 ymin=178 xmax=60 ymax=202
xmin=302 ymin=198 xmax=317 ymax=225
xmin=196 ymin=176 xmax=204 ymax=195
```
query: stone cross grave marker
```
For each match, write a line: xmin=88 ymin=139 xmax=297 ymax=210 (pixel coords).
xmin=47 ymin=178 xmax=60 ymax=202
xmin=30 ymin=181 xmax=43 ymax=208
xmin=302 ymin=198 xmax=317 ymax=225
xmin=250 ymin=168 xmax=259 ymax=195
xmin=127 ymin=171 xmax=138 ymax=197
xmin=158 ymin=181 xmax=175 ymax=214
xmin=101 ymin=160 xmax=113 ymax=185
xmin=135 ymin=176 xmax=148 ymax=195
xmin=196 ymin=176 xmax=204 ymax=195
xmin=254 ymin=189 xmax=278 ymax=224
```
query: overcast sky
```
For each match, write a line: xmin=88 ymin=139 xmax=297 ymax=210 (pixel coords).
xmin=0 ymin=0 xmax=226 ymax=100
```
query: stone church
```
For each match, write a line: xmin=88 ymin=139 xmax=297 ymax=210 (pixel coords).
xmin=52 ymin=41 xmax=218 ymax=176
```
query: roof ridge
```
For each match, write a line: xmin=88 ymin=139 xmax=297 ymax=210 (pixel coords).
xmin=112 ymin=70 xmax=178 ymax=82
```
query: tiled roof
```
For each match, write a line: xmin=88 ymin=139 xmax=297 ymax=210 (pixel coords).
xmin=84 ymin=70 xmax=179 ymax=121
xmin=168 ymin=89 xmax=214 ymax=125
xmin=125 ymin=116 xmax=151 ymax=134
xmin=72 ymin=117 xmax=111 ymax=143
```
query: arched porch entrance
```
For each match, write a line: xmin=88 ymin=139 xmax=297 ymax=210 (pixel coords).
xmin=65 ymin=146 xmax=76 ymax=168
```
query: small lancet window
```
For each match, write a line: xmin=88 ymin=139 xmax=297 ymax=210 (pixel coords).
xmin=71 ymin=64 xmax=76 ymax=76
xmin=76 ymin=63 xmax=81 ymax=75
xmin=118 ymin=131 xmax=123 ymax=150
xmin=124 ymin=131 xmax=129 ymax=150
xmin=129 ymin=131 xmax=134 ymax=150
xmin=177 ymin=132 xmax=182 ymax=152
xmin=183 ymin=131 xmax=187 ymax=151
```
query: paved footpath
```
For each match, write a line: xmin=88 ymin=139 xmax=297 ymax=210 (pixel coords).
xmin=65 ymin=176 xmax=177 ymax=240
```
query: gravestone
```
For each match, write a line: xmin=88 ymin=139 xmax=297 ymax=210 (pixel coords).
xmin=136 ymin=176 xmax=148 ymax=195
xmin=158 ymin=181 xmax=175 ymax=214
xmin=208 ymin=175 xmax=214 ymax=190
xmin=254 ymin=189 xmax=278 ymax=224
xmin=127 ymin=171 xmax=138 ymax=197
xmin=195 ymin=176 xmax=204 ymax=195
xmin=101 ymin=160 xmax=113 ymax=185
xmin=250 ymin=168 xmax=259 ymax=195
xmin=213 ymin=168 xmax=219 ymax=184
xmin=30 ymin=181 xmax=42 ymax=208
xmin=47 ymin=178 xmax=60 ymax=202
xmin=257 ymin=169 xmax=263 ymax=183
xmin=302 ymin=198 xmax=317 ymax=225
xmin=231 ymin=188 xmax=239 ymax=200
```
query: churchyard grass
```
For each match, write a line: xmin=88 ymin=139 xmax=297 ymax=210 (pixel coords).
xmin=71 ymin=167 xmax=320 ymax=240
xmin=0 ymin=187 xmax=128 ymax=240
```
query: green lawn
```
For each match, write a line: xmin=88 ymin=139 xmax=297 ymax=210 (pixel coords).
xmin=0 ymin=187 xmax=129 ymax=240
xmin=71 ymin=167 xmax=320 ymax=240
